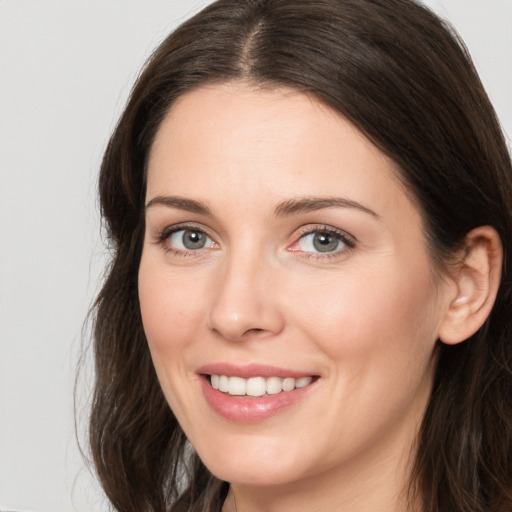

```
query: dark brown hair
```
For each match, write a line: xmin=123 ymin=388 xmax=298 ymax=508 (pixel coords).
xmin=89 ymin=0 xmax=512 ymax=510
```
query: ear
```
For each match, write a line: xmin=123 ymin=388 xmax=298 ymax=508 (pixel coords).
xmin=438 ymin=226 xmax=503 ymax=345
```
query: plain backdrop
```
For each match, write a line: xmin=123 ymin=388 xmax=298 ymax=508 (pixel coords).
xmin=0 ymin=1 xmax=510 ymax=511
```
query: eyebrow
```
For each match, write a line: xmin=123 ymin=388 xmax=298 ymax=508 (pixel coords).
xmin=145 ymin=194 xmax=380 ymax=219
xmin=274 ymin=196 xmax=380 ymax=219
xmin=145 ymin=195 xmax=211 ymax=215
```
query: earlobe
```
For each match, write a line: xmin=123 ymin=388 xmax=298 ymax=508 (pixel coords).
xmin=438 ymin=226 xmax=502 ymax=345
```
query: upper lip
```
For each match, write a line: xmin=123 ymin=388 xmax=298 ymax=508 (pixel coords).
xmin=196 ymin=363 xmax=317 ymax=379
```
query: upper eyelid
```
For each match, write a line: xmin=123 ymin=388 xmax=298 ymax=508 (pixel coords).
xmin=152 ymin=221 xmax=357 ymax=250
xmin=158 ymin=222 xmax=214 ymax=238
xmin=292 ymin=224 xmax=357 ymax=243
xmin=155 ymin=225 xmax=217 ymax=256
xmin=160 ymin=223 xmax=355 ymax=237
xmin=151 ymin=224 xmax=218 ymax=253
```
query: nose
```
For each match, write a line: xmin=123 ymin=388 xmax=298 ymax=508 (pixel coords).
xmin=206 ymin=251 xmax=285 ymax=342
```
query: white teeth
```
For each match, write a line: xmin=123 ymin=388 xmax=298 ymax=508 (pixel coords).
xmin=296 ymin=376 xmax=313 ymax=388
xmin=266 ymin=376 xmax=283 ymax=395
xmin=246 ymin=377 xmax=267 ymax=397
xmin=228 ymin=376 xmax=246 ymax=396
xmin=282 ymin=377 xmax=295 ymax=391
xmin=209 ymin=374 xmax=315 ymax=396
xmin=219 ymin=375 xmax=230 ymax=393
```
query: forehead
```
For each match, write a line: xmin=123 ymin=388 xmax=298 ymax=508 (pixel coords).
xmin=146 ymin=82 xmax=414 ymax=222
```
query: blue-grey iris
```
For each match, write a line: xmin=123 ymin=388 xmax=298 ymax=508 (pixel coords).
xmin=182 ymin=230 xmax=207 ymax=250
xmin=313 ymin=232 xmax=339 ymax=252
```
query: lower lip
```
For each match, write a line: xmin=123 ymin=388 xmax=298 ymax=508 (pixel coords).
xmin=199 ymin=376 xmax=316 ymax=423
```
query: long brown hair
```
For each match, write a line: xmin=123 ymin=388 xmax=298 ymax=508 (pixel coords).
xmin=89 ymin=1 xmax=512 ymax=510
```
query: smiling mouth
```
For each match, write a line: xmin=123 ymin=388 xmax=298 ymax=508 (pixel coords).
xmin=209 ymin=375 xmax=316 ymax=397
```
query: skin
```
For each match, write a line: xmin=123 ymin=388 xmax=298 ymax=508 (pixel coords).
xmin=138 ymin=82 xmax=460 ymax=512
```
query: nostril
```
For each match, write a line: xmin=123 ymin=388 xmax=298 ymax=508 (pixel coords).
xmin=207 ymin=295 xmax=285 ymax=341
xmin=243 ymin=327 xmax=266 ymax=337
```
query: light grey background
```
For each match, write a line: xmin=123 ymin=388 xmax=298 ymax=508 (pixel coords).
xmin=0 ymin=1 xmax=510 ymax=511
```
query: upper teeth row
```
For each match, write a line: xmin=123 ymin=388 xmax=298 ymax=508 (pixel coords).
xmin=210 ymin=375 xmax=313 ymax=396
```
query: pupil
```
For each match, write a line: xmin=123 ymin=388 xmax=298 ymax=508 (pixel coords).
xmin=183 ymin=230 xmax=206 ymax=249
xmin=313 ymin=232 xmax=338 ymax=253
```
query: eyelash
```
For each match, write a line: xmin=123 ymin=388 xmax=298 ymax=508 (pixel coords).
xmin=289 ymin=224 xmax=356 ymax=261
xmin=154 ymin=223 xmax=356 ymax=260
xmin=155 ymin=223 xmax=217 ymax=257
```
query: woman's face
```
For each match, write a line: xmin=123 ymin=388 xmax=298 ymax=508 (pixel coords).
xmin=139 ymin=83 xmax=452 ymax=490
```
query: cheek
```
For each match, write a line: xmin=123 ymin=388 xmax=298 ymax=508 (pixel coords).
xmin=288 ymin=257 xmax=440 ymax=367
xmin=138 ymin=259 xmax=207 ymax=354
xmin=138 ymin=257 xmax=210 ymax=424
xmin=284 ymin=259 xmax=440 ymax=451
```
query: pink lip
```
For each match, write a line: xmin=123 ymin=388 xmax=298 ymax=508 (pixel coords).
xmin=196 ymin=364 xmax=319 ymax=423
xmin=196 ymin=363 xmax=314 ymax=379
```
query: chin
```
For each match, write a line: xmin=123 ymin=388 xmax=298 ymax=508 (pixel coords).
xmin=195 ymin=436 xmax=307 ymax=487
xmin=208 ymin=461 xmax=300 ymax=488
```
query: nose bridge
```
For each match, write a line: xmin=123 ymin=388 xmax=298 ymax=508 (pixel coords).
xmin=207 ymin=240 xmax=283 ymax=341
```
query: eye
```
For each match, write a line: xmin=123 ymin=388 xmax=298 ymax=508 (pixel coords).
xmin=288 ymin=226 xmax=356 ymax=257
xmin=167 ymin=228 xmax=215 ymax=251
xmin=298 ymin=231 xmax=346 ymax=253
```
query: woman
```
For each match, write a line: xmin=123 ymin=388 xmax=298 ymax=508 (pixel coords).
xmin=89 ymin=0 xmax=512 ymax=510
